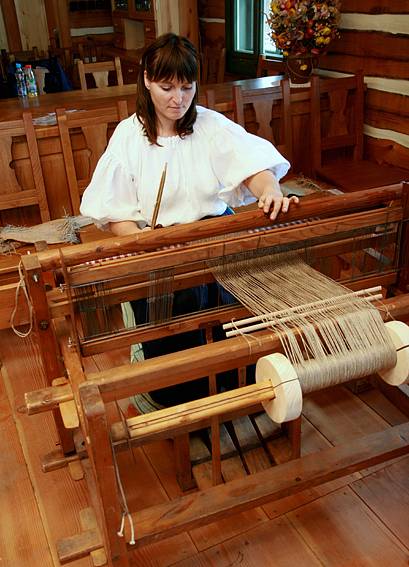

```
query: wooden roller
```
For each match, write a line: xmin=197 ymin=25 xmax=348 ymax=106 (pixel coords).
xmin=256 ymin=320 xmax=409 ymax=423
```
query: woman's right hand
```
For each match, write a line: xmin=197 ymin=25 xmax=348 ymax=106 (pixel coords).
xmin=109 ymin=221 xmax=150 ymax=236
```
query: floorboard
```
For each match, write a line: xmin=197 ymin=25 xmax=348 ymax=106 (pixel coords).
xmin=0 ymin=328 xmax=408 ymax=567
xmin=350 ymin=456 xmax=409 ymax=548
xmin=262 ymin=416 xmax=361 ymax=519
xmin=172 ymin=516 xmax=323 ymax=567
xmin=0 ymin=369 xmax=54 ymax=567
xmin=0 ymin=331 xmax=92 ymax=567
xmin=287 ymin=487 xmax=409 ymax=565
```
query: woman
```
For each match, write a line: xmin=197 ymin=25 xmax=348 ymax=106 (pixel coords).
xmin=80 ymin=33 xmax=298 ymax=408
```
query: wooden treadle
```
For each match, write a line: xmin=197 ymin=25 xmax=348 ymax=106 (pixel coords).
xmin=133 ymin=423 xmax=409 ymax=548
xmin=57 ymin=528 xmax=103 ymax=564
xmin=190 ymin=413 xmax=283 ymax=466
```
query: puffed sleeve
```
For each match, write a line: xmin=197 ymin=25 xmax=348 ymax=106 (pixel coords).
xmin=80 ymin=115 xmax=148 ymax=228
xmin=208 ymin=113 xmax=290 ymax=208
xmin=80 ymin=149 xmax=146 ymax=228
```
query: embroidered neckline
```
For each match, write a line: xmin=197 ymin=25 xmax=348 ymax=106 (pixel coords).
xmin=157 ymin=135 xmax=181 ymax=147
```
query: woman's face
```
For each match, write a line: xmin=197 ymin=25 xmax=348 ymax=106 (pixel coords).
xmin=144 ymin=73 xmax=196 ymax=131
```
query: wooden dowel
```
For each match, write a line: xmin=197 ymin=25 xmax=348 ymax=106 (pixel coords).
xmin=226 ymin=292 xmax=384 ymax=337
xmin=227 ymin=292 xmax=383 ymax=336
xmin=125 ymin=382 xmax=275 ymax=440
xmin=24 ymin=382 xmax=73 ymax=414
xmin=151 ymin=162 xmax=167 ymax=228
xmin=205 ymin=326 xmax=223 ymax=485
xmin=223 ymin=286 xmax=382 ymax=331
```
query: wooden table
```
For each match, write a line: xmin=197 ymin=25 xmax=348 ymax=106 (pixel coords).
xmin=0 ymin=84 xmax=138 ymax=121
xmin=0 ymin=76 xmax=285 ymax=122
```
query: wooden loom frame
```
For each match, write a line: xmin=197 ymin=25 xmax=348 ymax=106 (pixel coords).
xmin=22 ymin=183 xmax=409 ymax=566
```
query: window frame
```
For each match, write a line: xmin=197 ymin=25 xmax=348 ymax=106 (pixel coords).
xmin=226 ymin=0 xmax=283 ymax=77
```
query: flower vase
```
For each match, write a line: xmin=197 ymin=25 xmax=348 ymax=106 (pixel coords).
xmin=285 ymin=54 xmax=315 ymax=88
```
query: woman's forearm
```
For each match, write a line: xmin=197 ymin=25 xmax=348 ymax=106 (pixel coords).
xmin=244 ymin=170 xmax=281 ymax=199
xmin=109 ymin=220 xmax=142 ymax=236
xmin=244 ymin=169 xmax=299 ymax=220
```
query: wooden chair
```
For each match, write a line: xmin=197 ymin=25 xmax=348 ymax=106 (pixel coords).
xmin=256 ymin=55 xmax=285 ymax=78
xmin=0 ymin=112 xmax=50 ymax=226
xmin=203 ymin=89 xmax=235 ymax=120
xmin=233 ymin=79 xmax=293 ymax=163
xmin=56 ymin=100 xmax=129 ymax=215
xmin=310 ymin=71 xmax=408 ymax=191
xmin=77 ymin=57 xmax=123 ymax=91
xmin=9 ymin=46 xmax=43 ymax=62
xmin=201 ymin=46 xmax=226 ymax=84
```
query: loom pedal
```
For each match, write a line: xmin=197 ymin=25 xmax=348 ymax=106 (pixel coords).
xmin=79 ymin=508 xmax=107 ymax=566
xmin=191 ymin=416 xmax=297 ymax=487
xmin=57 ymin=509 xmax=105 ymax=565
xmin=52 ymin=377 xmax=79 ymax=429
xmin=68 ymin=460 xmax=84 ymax=481
xmin=193 ymin=425 xmax=246 ymax=489
xmin=41 ymin=449 xmax=81 ymax=473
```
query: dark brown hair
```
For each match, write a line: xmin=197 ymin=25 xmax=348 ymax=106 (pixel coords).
xmin=136 ymin=33 xmax=199 ymax=145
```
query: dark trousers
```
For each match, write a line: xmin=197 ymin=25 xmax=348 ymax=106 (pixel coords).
xmin=131 ymin=282 xmax=241 ymax=406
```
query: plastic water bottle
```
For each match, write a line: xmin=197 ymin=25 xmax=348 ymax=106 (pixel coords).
xmin=24 ymin=65 xmax=38 ymax=97
xmin=15 ymin=63 xmax=27 ymax=97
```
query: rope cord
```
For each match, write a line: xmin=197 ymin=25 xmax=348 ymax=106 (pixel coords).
xmin=10 ymin=260 xmax=33 ymax=338
xmin=111 ymin=435 xmax=136 ymax=545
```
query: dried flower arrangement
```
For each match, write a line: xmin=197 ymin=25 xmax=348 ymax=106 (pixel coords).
xmin=267 ymin=0 xmax=341 ymax=58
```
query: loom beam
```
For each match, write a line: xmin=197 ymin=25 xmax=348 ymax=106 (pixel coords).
xmin=32 ymin=184 xmax=403 ymax=271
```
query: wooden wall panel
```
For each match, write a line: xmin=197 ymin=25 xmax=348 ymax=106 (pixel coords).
xmin=366 ymin=108 xmax=409 ymax=136
xmin=14 ymin=0 xmax=49 ymax=52
xmin=366 ymin=89 xmax=409 ymax=118
xmin=329 ymin=30 xmax=409 ymax=61
xmin=198 ymin=0 xmax=225 ymax=50
xmin=155 ymin=0 xmax=198 ymax=48
xmin=0 ymin=4 xmax=8 ymax=50
xmin=365 ymin=137 xmax=409 ymax=170
xmin=340 ymin=0 xmax=409 ymax=14
xmin=320 ymin=53 xmax=409 ymax=80
xmin=0 ymin=0 xmax=22 ymax=51
xmin=198 ymin=0 xmax=225 ymax=20
xmin=199 ymin=21 xmax=225 ymax=49
xmin=321 ymin=4 xmax=409 ymax=172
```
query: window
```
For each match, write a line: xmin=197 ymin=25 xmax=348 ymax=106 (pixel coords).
xmin=262 ymin=0 xmax=280 ymax=55
xmin=226 ymin=0 xmax=281 ymax=76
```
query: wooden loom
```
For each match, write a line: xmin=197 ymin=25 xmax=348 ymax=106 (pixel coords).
xmin=22 ymin=183 xmax=409 ymax=566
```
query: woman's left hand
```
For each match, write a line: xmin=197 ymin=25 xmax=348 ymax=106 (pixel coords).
xmin=258 ymin=187 xmax=299 ymax=221
xmin=245 ymin=170 xmax=299 ymax=221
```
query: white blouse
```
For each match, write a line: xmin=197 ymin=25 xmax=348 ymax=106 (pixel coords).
xmin=80 ymin=105 xmax=290 ymax=228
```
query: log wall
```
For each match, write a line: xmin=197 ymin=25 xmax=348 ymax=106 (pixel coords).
xmin=320 ymin=0 xmax=409 ymax=171
xmin=198 ymin=2 xmax=409 ymax=173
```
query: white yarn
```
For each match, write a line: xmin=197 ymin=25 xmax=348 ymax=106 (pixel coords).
xmin=11 ymin=261 xmax=33 ymax=338
xmin=213 ymin=252 xmax=396 ymax=390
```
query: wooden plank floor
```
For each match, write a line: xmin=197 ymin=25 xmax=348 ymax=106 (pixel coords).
xmin=0 ymin=328 xmax=409 ymax=567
